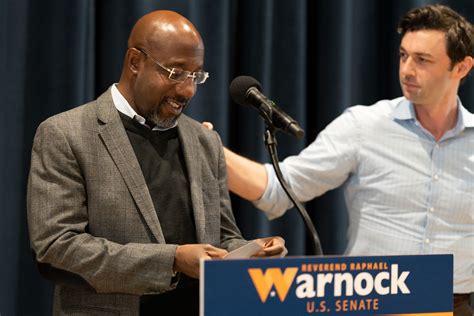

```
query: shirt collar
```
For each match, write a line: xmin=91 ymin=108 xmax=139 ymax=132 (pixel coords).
xmin=392 ymin=98 xmax=416 ymax=121
xmin=393 ymin=97 xmax=474 ymax=130
xmin=110 ymin=84 xmax=178 ymax=131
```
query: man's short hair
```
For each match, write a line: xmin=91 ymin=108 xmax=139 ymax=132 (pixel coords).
xmin=398 ymin=4 xmax=474 ymax=70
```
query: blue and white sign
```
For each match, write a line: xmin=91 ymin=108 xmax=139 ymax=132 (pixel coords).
xmin=200 ymin=255 xmax=453 ymax=316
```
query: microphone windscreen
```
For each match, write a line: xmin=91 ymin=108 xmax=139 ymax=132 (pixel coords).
xmin=229 ymin=76 xmax=263 ymax=106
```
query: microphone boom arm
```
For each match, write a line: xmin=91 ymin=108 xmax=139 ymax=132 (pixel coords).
xmin=263 ymin=125 xmax=324 ymax=256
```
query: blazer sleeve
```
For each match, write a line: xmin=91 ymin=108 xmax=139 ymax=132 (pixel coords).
xmin=213 ymin=132 xmax=249 ymax=251
xmin=27 ymin=118 xmax=177 ymax=295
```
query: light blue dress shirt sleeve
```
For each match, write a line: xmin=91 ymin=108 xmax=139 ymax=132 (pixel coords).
xmin=255 ymin=105 xmax=359 ymax=219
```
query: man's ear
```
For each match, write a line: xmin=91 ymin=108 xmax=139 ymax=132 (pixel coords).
xmin=455 ymin=55 xmax=473 ymax=80
xmin=127 ymin=48 xmax=142 ymax=74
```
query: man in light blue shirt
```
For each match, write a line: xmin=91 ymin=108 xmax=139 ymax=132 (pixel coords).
xmin=222 ymin=5 xmax=473 ymax=315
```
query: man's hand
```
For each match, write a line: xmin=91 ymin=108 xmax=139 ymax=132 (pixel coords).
xmin=173 ymin=244 xmax=227 ymax=279
xmin=253 ymin=236 xmax=287 ymax=258
xmin=202 ymin=122 xmax=214 ymax=130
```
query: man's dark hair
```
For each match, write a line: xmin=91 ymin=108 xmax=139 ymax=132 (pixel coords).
xmin=398 ymin=4 xmax=474 ymax=70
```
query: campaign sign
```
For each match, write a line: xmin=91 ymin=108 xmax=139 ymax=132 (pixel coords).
xmin=200 ymin=255 xmax=453 ymax=316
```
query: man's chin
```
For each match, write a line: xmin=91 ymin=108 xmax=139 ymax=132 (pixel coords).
xmin=149 ymin=114 xmax=180 ymax=129
xmin=402 ymin=91 xmax=419 ymax=104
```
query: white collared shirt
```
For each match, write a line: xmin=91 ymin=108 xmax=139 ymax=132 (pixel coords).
xmin=110 ymin=84 xmax=177 ymax=131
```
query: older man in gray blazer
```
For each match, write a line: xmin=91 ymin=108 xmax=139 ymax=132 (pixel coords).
xmin=27 ymin=10 xmax=285 ymax=315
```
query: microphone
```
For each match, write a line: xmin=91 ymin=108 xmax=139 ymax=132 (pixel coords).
xmin=229 ymin=76 xmax=304 ymax=138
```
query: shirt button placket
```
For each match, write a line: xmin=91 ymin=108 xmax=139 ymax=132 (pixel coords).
xmin=424 ymin=142 xmax=441 ymax=253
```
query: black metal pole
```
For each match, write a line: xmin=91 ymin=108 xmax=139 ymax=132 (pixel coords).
xmin=263 ymin=126 xmax=323 ymax=256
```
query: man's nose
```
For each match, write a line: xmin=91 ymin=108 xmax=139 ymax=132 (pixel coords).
xmin=175 ymin=77 xmax=197 ymax=99
xmin=401 ymin=57 xmax=416 ymax=77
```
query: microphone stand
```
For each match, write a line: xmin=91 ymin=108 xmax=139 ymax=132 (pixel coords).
xmin=263 ymin=125 xmax=324 ymax=256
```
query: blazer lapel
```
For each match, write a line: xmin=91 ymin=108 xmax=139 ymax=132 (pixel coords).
xmin=178 ymin=117 xmax=206 ymax=243
xmin=95 ymin=90 xmax=166 ymax=243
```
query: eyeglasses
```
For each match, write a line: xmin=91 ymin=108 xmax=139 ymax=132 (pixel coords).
xmin=135 ymin=47 xmax=209 ymax=84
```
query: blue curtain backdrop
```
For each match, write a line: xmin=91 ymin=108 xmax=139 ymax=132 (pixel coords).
xmin=1 ymin=0 xmax=473 ymax=314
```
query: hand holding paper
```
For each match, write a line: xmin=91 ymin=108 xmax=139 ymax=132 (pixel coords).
xmin=254 ymin=236 xmax=287 ymax=258
xmin=224 ymin=236 xmax=287 ymax=259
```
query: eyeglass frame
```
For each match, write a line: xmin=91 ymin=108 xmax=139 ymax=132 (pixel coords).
xmin=134 ymin=47 xmax=209 ymax=84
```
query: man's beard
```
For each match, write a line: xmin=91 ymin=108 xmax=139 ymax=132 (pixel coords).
xmin=147 ymin=110 xmax=180 ymax=129
xmin=146 ymin=102 xmax=184 ymax=129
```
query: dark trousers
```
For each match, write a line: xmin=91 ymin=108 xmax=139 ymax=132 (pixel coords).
xmin=454 ymin=293 xmax=473 ymax=316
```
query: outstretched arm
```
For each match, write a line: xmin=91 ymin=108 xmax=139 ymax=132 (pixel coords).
xmin=224 ymin=147 xmax=268 ymax=201
xmin=202 ymin=122 xmax=268 ymax=202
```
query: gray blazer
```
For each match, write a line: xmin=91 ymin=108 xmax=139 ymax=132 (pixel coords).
xmin=27 ymin=89 xmax=247 ymax=315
